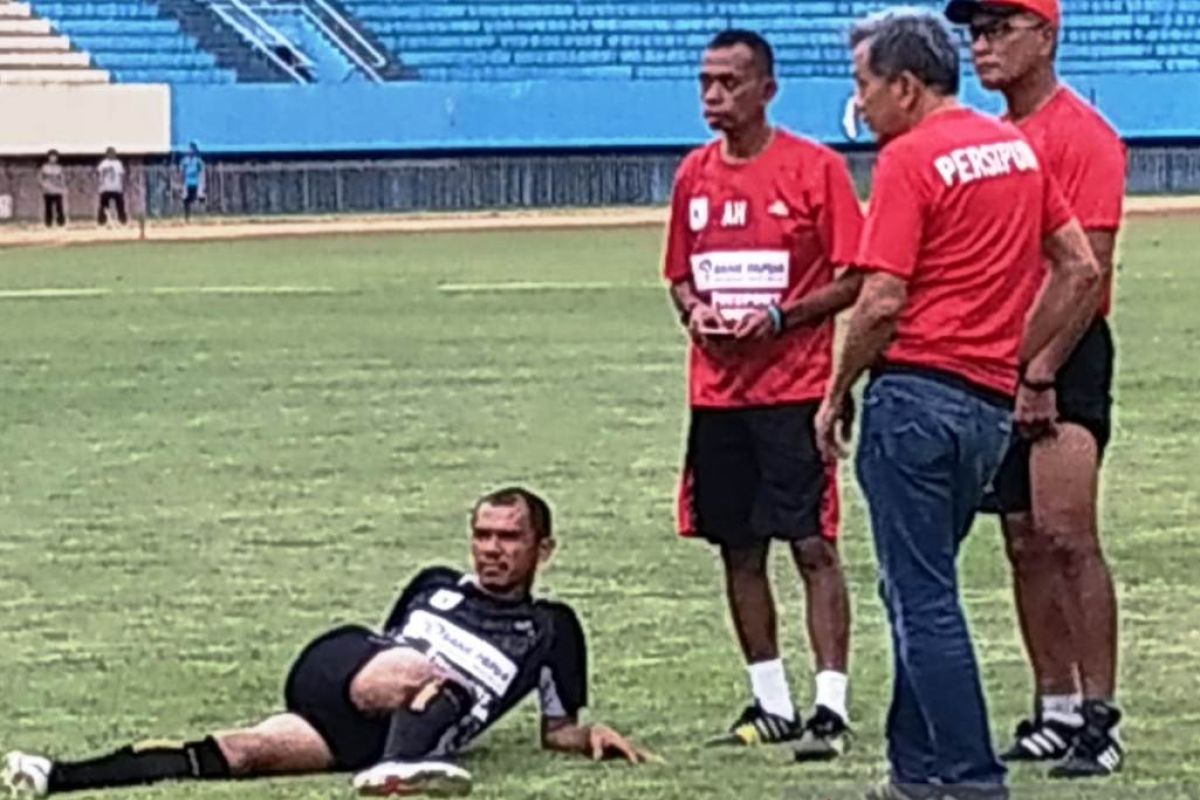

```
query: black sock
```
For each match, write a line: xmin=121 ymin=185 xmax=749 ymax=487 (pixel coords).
xmin=380 ymin=682 xmax=474 ymax=761
xmin=48 ymin=737 xmax=230 ymax=793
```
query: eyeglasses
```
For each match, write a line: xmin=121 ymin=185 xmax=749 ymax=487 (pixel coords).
xmin=966 ymin=19 xmax=1047 ymax=44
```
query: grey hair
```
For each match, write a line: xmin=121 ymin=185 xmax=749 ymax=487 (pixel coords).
xmin=849 ymin=7 xmax=960 ymax=96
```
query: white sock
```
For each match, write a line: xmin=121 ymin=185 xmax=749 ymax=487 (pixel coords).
xmin=814 ymin=670 xmax=849 ymax=722
xmin=747 ymin=659 xmax=796 ymax=722
xmin=1041 ymin=693 xmax=1083 ymax=725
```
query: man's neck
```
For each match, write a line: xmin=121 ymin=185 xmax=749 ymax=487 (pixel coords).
xmin=721 ymin=121 xmax=774 ymax=163
xmin=467 ymin=573 xmax=532 ymax=602
xmin=1002 ymin=64 xmax=1059 ymax=123
xmin=907 ymin=93 xmax=961 ymax=134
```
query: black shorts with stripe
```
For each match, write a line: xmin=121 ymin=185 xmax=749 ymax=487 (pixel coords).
xmin=681 ymin=402 xmax=838 ymax=548
xmin=982 ymin=318 xmax=1114 ymax=515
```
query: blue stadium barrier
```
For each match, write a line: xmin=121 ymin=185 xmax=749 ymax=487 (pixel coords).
xmin=171 ymin=74 xmax=1199 ymax=154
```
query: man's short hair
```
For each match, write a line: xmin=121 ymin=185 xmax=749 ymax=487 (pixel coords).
xmin=47 ymin=149 xmax=58 ymax=158
xmin=474 ymin=487 xmax=552 ymax=540
xmin=849 ymin=8 xmax=960 ymax=96
xmin=708 ymin=29 xmax=775 ymax=77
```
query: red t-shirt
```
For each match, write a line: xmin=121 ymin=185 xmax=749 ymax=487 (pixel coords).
xmin=663 ymin=129 xmax=864 ymax=408
xmin=1014 ymin=86 xmax=1126 ymax=317
xmin=856 ymin=107 xmax=1073 ymax=397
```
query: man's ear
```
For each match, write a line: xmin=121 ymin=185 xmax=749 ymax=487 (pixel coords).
xmin=537 ymin=536 xmax=557 ymax=567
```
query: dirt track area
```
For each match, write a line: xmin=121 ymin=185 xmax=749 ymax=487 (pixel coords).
xmin=1 ymin=196 xmax=1197 ymax=250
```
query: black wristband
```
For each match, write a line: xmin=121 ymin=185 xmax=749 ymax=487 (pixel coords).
xmin=1020 ymin=375 xmax=1056 ymax=392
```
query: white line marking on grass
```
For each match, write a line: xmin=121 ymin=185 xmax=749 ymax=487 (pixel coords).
xmin=0 ymin=286 xmax=344 ymax=300
xmin=0 ymin=288 xmax=112 ymax=300
xmin=147 ymin=286 xmax=343 ymax=296
xmin=438 ymin=281 xmax=659 ymax=294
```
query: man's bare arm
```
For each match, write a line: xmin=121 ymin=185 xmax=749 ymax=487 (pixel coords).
xmin=1020 ymin=220 xmax=1103 ymax=383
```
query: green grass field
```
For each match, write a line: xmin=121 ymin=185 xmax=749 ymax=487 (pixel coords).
xmin=1 ymin=218 xmax=1197 ymax=799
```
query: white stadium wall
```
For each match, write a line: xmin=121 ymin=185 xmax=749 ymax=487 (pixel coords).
xmin=0 ymin=84 xmax=170 ymax=156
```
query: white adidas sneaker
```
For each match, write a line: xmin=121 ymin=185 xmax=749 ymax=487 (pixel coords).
xmin=3 ymin=751 xmax=51 ymax=798
xmin=352 ymin=760 xmax=472 ymax=797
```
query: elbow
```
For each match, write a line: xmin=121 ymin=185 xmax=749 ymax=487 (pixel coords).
xmin=1072 ymin=258 xmax=1103 ymax=307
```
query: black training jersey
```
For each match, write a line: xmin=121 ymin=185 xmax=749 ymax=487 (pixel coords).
xmin=382 ymin=567 xmax=587 ymax=754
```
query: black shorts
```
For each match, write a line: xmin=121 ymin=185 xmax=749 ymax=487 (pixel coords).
xmin=681 ymin=403 xmax=838 ymax=548
xmin=184 ymin=186 xmax=200 ymax=203
xmin=284 ymin=625 xmax=395 ymax=770
xmin=982 ymin=318 xmax=1114 ymax=515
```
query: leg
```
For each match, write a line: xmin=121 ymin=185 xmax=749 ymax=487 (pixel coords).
xmin=97 ymin=193 xmax=108 ymax=225
xmin=1030 ymin=423 xmax=1116 ymax=700
xmin=790 ymin=537 xmax=850 ymax=675
xmin=348 ymin=648 xmax=450 ymax=717
xmin=1003 ymin=512 xmax=1080 ymax=698
xmin=40 ymin=714 xmax=331 ymax=794
xmin=43 ymin=195 xmax=52 ymax=228
xmin=53 ymin=196 xmax=65 ymax=226
xmin=689 ymin=409 xmax=795 ymax=728
xmin=721 ymin=542 xmax=779 ymax=665
xmin=214 ymin=714 xmax=334 ymax=776
xmin=115 ymin=193 xmax=127 ymax=224
xmin=857 ymin=376 xmax=1005 ymax=788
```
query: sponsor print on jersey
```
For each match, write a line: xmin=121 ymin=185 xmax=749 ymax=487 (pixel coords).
xmin=400 ymin=609 xmax=519 ymax=697
xmin=932 ymin=139 xmax=1040 ymax=187
xmin=429 ymin=589 xmax=464 ymax=611
xmin=709 ymin=291 xmax=783 ymax=322
xmin=690 ymin=250 xmax=789 ymax=293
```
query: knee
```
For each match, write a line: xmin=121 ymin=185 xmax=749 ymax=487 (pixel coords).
xmin=215 ymin=733 xmax=261 ymax=776
xmin=1041 ymin=524 xmax=1103 ymax=577
xmin=348 ymin=649 xmax=439 ymax=715
xmin=1004 ymin=523 xmax=1048 ymax=571
xmin=721 ymin=545 xmax=768 ymax=578
xmin=792 ymin=538 xmax=839 ymax=578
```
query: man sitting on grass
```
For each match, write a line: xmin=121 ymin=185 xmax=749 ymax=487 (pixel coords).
xmin=4 ymin=487 xmax=652 ymax=798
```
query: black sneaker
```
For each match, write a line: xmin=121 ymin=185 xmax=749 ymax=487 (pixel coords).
xmin=1049 ymin=700 xmax=1123 ymax=779
xmin=705 ymin=704 xmax=801 ymax=746
xmin=793 ymin=705 xmax=851 ymax=762
xmin=999 ymin=714 xmax=1081 ymax=761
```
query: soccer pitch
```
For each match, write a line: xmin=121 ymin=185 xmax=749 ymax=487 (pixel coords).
xmin=1 ymin=217 xmax=1197 ymax=799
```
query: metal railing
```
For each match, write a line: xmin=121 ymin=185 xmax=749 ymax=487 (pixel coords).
xmin=253 ymin=0 xmax=383 ymax=82
xmin=207 ymin=0 xmax=315 ymax=83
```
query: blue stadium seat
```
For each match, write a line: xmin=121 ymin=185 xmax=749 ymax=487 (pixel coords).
xmin=29 ymin=0 xmax=236 ymax=83
xmin=332 ymin=0 xmax=1200 ymax=81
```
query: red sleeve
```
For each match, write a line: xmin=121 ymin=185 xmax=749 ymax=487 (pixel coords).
xmin=816 ymin=153 xmax=865 ymax=266
xmin=855 ymin=147 xmax=927 ymax=280
xmin=1068 ymin=132 xmax=1126 ymax=231
xmin=662 ymin=158 xmax=695 ymax=284
xmin=1041 ymin=172 xmax=1073 ymax=236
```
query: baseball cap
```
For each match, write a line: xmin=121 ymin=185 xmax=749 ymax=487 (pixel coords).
xmin=945 ymin=0 xmax=1061 ymax=27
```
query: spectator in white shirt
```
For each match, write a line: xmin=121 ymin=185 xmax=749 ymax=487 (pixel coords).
xmin=97 ymin=147 xmax=127 ymax=226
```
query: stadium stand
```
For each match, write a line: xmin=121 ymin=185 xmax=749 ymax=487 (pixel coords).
xmin=339 ymin=0 xmax=1200 ymax=80
xmin=24 ymin=0 xmax=238 ymax=83
xmin=0 ymin=1 xmax=109 ymax=83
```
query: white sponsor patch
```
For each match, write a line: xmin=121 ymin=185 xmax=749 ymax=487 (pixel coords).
xmin=690 ymin=250 xmax=789 ymax=293
xmin=710 ymin=291 xmax=782 ymax=322
xmin=400 ymin=609 xmax=518 ymax=697
xmin=429 ymin=589 xmax=464 ymax=611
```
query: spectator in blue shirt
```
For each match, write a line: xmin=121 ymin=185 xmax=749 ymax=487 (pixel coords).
xmin=180 ymin=142 xmax=206 ymax=222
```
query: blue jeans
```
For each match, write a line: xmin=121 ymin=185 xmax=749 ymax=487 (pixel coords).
xmin=855 ymin=373 xmax=1012 ymax=788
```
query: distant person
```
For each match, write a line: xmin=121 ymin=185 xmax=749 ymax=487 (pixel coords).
xmin=180 ymin=142 xmax=206 ymax=223
xmin=39 ymin=150 xmax=66 ymax=228
xmin=96 ymin=147 xmax=127 ymax=226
